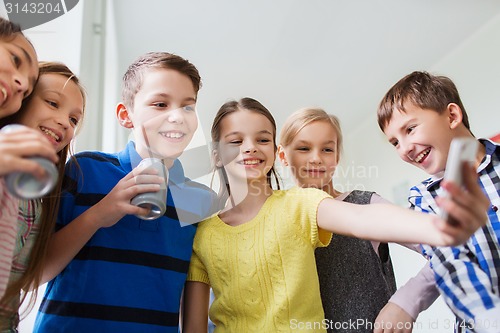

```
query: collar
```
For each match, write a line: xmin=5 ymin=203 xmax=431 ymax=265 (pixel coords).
xmin=119 ymin=141 xmax=186 ymax=185
xmin=424 ymin=138 xmax=499 ymax=190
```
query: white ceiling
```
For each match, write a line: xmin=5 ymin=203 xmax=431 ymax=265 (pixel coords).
xmin=110 ymin=0 xmax=500 ymax=137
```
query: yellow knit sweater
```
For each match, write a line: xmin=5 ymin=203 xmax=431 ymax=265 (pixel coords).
xmin=187 ymin=187 xmax=332 ymax=332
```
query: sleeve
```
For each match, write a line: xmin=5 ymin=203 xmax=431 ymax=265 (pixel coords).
xmin=407 ymin=185 xmax=436 ymax=258
xmin=293 ymin=187 xmax=332 ymax=248
xmin=410 ymin=185 xmax=500 ymax=324
xmin=15 ymin=199 xmax=41 ymax=270
xmin=388 ymin=262 xmax=440 ymax=319
xmin=430 ymin=245 xmax=500 ymax=324
xmin=186 ymin=246 xmax=210 ymax=285
xmin=56 ymin=158 xmax=80 ymax=229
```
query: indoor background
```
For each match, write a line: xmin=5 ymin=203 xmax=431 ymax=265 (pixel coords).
xmin=2 ymin=0 xmax=500 ymax=331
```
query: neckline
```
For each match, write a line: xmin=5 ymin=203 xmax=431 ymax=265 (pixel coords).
xmin=213 ymin=190 xmax=279 ymax=230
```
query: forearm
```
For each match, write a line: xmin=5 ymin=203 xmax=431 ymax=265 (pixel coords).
xmin=41 ymin=206 xmax=102 ymax=284
xmin=182 ymin=281 xmax=210 ymax=333
xmin=317 ymin=200 xmax=451 ymax=246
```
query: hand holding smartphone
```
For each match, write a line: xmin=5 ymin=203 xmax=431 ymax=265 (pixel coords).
xmin=439 ymin=138 xmax=479 ymax=224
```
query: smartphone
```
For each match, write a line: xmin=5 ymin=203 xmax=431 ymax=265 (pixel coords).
xmin=439 ymin=137 xmax=478 ymax=224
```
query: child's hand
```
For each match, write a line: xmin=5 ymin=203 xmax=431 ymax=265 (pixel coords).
xmin=0 ymin=127 xmax=59 ymax=177
xmin=374 ymin=302 xmax=414 ymax=333
xmin=435 ymin=163 xmax=490 ymax=245
xmin=93 ymin=165 xmax=166 ymax=228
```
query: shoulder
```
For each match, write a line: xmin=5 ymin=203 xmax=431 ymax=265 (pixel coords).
xmin=71 ymin=150 xmax=120 ymax=167
xmin=193 ymin=213 xmax=221 ymax=235
xmin=170 ymin=160 xmax=218 ymax=209
xmin=66 ymin=150 xmax=123 ymax=175
xmin=276 ymin=187 xmax=332 ymax=206
xmin=343 ymin=190 xmax=374 ymax=203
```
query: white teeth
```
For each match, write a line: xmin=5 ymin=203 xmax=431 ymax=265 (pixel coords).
xmin=1 ymin=88 xmax=6 ymax=102
xmin=414 ymin=148 xmax=431 ymax=163
xmin=163 ymin=132 xmax=183 ymax=139
xmin=243 ymin=160 xmax=260 ymax=165
xmin=41 ymin=127 xmax=60 ymax=141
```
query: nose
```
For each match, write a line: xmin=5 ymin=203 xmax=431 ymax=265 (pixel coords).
xmin=309 ymin=149 xmax=322 ymax=164
xmin=167 ymin=107 xmax=184 ymax=124
xmin=399 ymin=139 xmax=414 ymax=161
xmin=243 ymin=142 xmax=257 ymax=154
xmin=56 ymin=115 xmax=70 ymax=130
xmin=14 ymin=71 xmax=30 ymax=97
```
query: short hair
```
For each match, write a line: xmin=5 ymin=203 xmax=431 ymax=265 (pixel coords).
xmin=121 ymin=52 xmax=201 ymax=109
xmin=280 ymin=107 xmax=343 ymax=161
xmin=377 ymin=71 xmax=471 ymax=132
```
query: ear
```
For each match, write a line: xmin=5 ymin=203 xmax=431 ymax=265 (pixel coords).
xmin=277 ymin=145 xmax=289 ymax=166
xmin=213 ymin=149 xmax=223 ymax=168
xmin=116 ymin=103 xmax=134 ymax=129
xmin=447 ymin=103 xmax=463 ymax=130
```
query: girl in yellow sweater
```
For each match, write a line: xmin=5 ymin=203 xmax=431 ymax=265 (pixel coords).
xmin=182 ymin=97 xmax=488 ymax=333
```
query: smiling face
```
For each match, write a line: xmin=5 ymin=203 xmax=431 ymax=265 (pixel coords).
xmin=280 ymin=120 xmax=338 ymax=190
xmin=15 ymin=73 xmax=84 ymax=153
xmin=216 ymin=109 xmax=276 ymax=184
xmin=383 ymin=102 xmax=461 ymax=175
xmin=118 ymin=68 xmax=198 ymax=166
xmin=0 ymin=34 xmax=38 ymax=118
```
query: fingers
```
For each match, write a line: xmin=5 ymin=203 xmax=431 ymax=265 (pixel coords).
xmin=132 ymin=174 xmax=165 ymax=186
xmin=440 ymin=166 xmax=488 ymax=225
xmin=0 ymin=130 xmax=59 ymax=168
xmin=462 ymin=163 xmax=490 ymax=208
xmin=436 ymin=164 xmax=489 ymax=245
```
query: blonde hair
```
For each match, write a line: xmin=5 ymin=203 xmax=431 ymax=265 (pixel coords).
xmin=279 ymin=107 xmax=343 ymax=161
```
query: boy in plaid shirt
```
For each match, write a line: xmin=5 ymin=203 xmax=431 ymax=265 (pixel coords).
xmin=376 ymin=71 xmax=499 ymax=333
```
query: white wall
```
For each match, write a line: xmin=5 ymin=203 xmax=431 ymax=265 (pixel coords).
xmin=340 ymin=12 xmax=500 ymax=332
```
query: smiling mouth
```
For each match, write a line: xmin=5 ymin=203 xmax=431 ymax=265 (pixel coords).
xmin=414 ymin=147 xmax=431 ymax=163
xmin=40 ymin=126 xmax=61 ymax=142
xmin=160 ymin=132 xmax=185 ymax=139
xmin=238 ymin=159 xmax=263 ymax=165
xmin=1 ymin=87 xmax=7 ymax=103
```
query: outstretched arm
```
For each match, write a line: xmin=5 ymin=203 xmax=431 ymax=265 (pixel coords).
xmin=182 ymin=281 xmax=210 ymax=333
xmin=41 ymin=167 xmax=164 ymax=284
xmin=317 ymin=164 xmax=489 ymax=246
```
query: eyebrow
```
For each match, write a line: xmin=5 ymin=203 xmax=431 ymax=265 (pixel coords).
xmin=295 ymin=139 xmax=336 ymax=145
xmin=150 ymin=92 xmax=196 ymax=103
xmin=224 ymin=130 xmax=272 ymax=138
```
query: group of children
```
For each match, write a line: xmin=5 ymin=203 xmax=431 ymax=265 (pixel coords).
xmin=0 ymin=16 xmax=498 ymax=333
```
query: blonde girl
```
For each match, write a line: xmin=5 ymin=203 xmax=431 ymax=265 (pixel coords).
xmin=278 ymin=108 xmax=435 ymax=333
xmin=182 ymin=97 xmax=488 ymax=333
